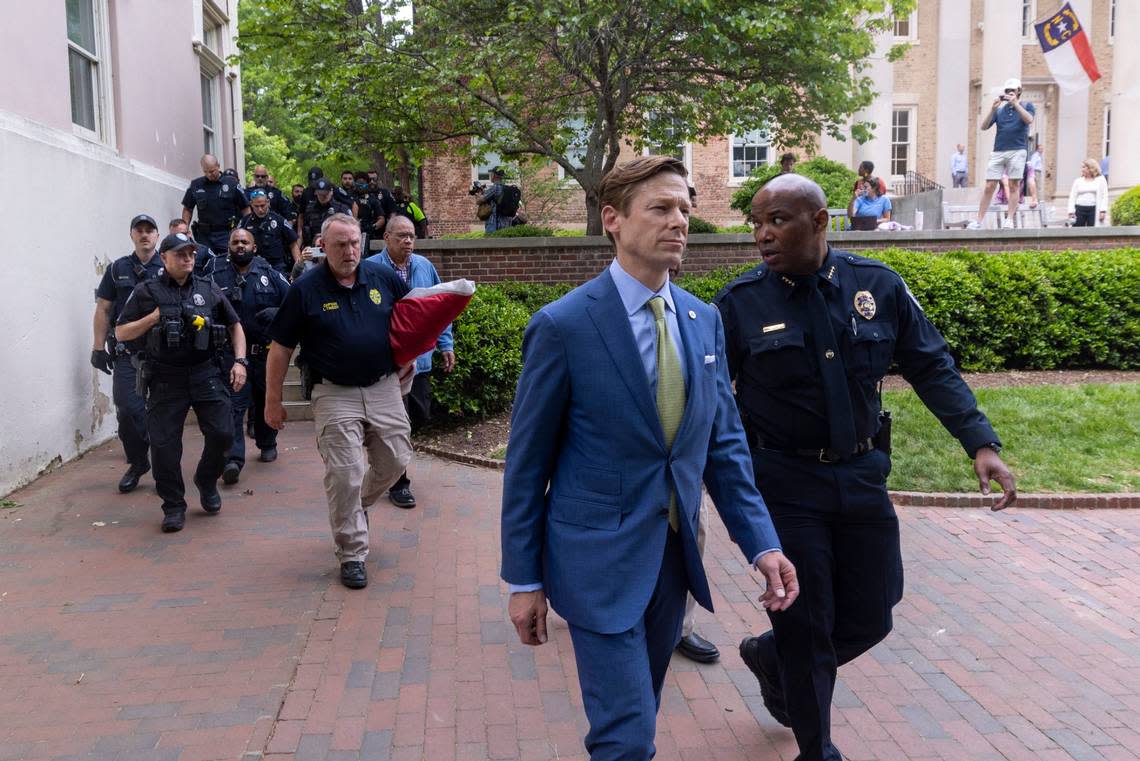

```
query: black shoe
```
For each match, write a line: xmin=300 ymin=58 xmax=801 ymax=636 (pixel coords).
xmin=161 ymin=511 xmax=185 ymax=533
xmin=676 ymin=632 xmax=721 ymax=663
xmin=118 ymin=464 xmax=149 ymax=493
xmin=196 ymin=478 xmax=222 ymax=514
xmin=258 ymin=448 xmax=277 ymax=463
xmin=222 ymin=462 xmax=241 ymax=485
xmin=388 ymin=487 xmax=416 ymax=509
xmin=740 ymin=636 xmax=791 ymax=727
xmin=340 ymin=561 xmax=368 ymax=589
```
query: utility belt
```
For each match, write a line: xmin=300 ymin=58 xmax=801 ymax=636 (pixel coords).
xmin=150 ymin=358 xmax=219 ymax=377
xmin=745 ymin=410 xmax=892 ymax=464
xmin=248 ymin=342 xmax=271 ymax=358
xmin=192 ymin=219 xmax=238 ymax=236
xmin=300 ymin=365 xmax=391 ymax=400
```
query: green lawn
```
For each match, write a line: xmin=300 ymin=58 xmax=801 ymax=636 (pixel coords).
xmin=885 ymin=383 xmax=1140 ymax=493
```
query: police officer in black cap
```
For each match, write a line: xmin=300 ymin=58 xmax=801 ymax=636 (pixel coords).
xmin=210 ymin=228 xmax=290 ymax=485
xmin=299 ymin=177 xmax=352 ymax=248
xmin=715 ymin=174 xmax=1016 ymax=761
xmin=91 ymin=213 xmax=164 ymax=492
xmin=114 ymin=232 xmax=248 ymax=533
xmin=239 ymin=190 xmax=301 ymax=277
xmin=181 ymin=154 xmax=250 ymax=255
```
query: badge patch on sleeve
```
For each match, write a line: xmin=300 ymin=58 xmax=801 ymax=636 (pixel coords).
xmin=853 ymin=290 xmax=876 ymax=319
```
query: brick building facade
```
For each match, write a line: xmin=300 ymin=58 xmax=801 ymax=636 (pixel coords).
xmin=422 ymin=0 xmax=1133 ymax=234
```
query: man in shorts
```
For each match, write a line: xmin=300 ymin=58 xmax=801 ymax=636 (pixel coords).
xmin=968 ymin=78 xmax=1035 ymax=230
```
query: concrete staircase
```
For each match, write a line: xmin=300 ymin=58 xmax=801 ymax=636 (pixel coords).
xmin=282 ymin=364 xmax=312 ymax=421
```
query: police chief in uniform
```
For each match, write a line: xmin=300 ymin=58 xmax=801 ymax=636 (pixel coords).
xmin=91 ymin=213 xmax=164 ymax=492
xmin=265 ymin=213 xmax=412 ymax=590
xmin=115 ymin=232 xmax=248 ymax=533
xmin=299 ymin=177 xmax=353 ymax=248
xmin=181 ymin=154 xmax=250 ymax=255
xmin=210 ymin=228 xmax=290 ymax=485
xmin=714 ymin=174 xmax=1016 ymax=761
xmin=239 ymin=190 xmax=301 ymax=277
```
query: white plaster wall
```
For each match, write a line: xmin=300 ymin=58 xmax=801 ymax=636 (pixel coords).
xmin=0 ymin=111 xmax=185 ymax=497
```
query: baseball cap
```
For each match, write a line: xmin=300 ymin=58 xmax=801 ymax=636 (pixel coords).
xmin=1003 ymin=78 xmax=1021 ymax=91
xmin=315 ymin=178 xmax=334 ymax=192
xmin=159 ymin=232 xmax=197 ymax=254
xmin=130 ymin=213 xmax=158 ymax=230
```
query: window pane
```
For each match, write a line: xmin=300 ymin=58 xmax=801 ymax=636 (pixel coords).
xmin=474 ymin=144 xmax=504 ymax=182
xmin=69 ymin=48 xmax=96 ymax=130
xmin=66 ymin=0 xmax=97 ymax=52
xmin=731 ymin=130 xmax=770 ymax=178
xmin=201 ymin=74 xmax=215 ymax=127
xmin=894 ymin=16 xmax=909 ymax=37
xmin=891 ymin=110 xmax=910 ymax=176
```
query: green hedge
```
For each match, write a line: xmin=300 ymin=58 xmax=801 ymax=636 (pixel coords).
xmin=1111 ymin=186 xmax=1140 ymax=226
xmin=730 ymin=157 xmax=858 ymax=216
xmin=433 ymin=248 xmax=1140 ymax=419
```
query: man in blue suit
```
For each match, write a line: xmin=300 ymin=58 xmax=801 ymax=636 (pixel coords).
xmin=501 ymin=156 xmax=800 ymax=760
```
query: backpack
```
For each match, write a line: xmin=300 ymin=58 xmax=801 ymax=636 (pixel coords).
xmin=498 ymin=184 xmax=521 ymax=217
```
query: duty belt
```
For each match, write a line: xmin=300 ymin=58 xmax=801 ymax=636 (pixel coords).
xmin=249 ymin=342 xmax=271 ymax=357
xmin=748 ymin=431 xmax=876 ymax=464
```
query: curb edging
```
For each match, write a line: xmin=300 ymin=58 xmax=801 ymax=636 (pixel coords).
xmin=414 ymin=444 xmax=1139 ymax=509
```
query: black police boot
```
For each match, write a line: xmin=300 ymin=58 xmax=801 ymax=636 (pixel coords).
xmin=118 ymin=463 xmax=150 ymax=494
xmin=388 ymin=486 xmax=416 ymax=509
xmin=161 ymin=510 xmax=185 ymax=533
xmin=196 ymin=477 xmax=222 ymax=514
xmin=340 ymin=561 xmax=368 ymax=589
xmin=676 ymin=632 xmax=721 ymax=663
xmin=222 ymin=461 xmax=241 ymax=485
xmin=739 ymin=636 xmax=791 ymax=727
xmin=258 ymin=447 xmax=277 ymax=463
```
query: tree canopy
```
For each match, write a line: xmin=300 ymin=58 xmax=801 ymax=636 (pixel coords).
xmin=238 ymin=0 xmax=911 ymax=232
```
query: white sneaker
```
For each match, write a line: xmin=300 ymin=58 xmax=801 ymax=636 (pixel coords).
xmin=965 ymin=220 xmax=982 ymax=230
xmin=1000 ymin=218 xmax=1014 ymax=229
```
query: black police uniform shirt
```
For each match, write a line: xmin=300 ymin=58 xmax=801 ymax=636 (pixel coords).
xmin=301 ymin=199 xmax=353 ymax=245
xmin=117 ymin=271 xmax=240 ymax=367
xmin=95 ymin=252 xmax=164 ymax=327
xmin=713 ymin=246 xmax=999 ymax=456
xmin=269 ymin=260 xmax=410 ymax=386
xmin=181 ymin=176 xmax=248 ymax=232
xmin=238 ymin=211 xmax=299 ymax=266
xmin=209 ymin=255 xmax=289 ymax=349
xmin=356 ymin=193 xmax=385 ymax=232
xmin=334 ymin=186 xmax=356 ymax=209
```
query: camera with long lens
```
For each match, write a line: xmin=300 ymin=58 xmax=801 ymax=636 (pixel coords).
xmin=468 ymin=181 xmax=486 ymax=196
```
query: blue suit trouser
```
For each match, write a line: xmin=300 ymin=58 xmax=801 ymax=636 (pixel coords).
xmin=752 ymin=447 xmax=903 ymax=761
xmin=567 ymin=528 xmax=689 ymax=761
xmin=111 ymin=357 xmax=150 ymax=468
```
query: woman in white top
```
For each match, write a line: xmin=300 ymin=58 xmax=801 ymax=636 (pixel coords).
xmin=1067 ymin=158 xmax=1109 ymax=227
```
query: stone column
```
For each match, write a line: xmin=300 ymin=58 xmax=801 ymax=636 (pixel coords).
xmin=1108 ymin=0 xmax=1140 ymax=203
xmin=854 ymin=27 xmax=894 ymax=181
xmin=935 ymin=0 xmax=972 ymax=187
xmin=975 ymin=0 xmax=1023 ymax=183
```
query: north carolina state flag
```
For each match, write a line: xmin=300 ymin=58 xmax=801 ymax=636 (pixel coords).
xmin=389 ymin=279 xmax=475 ymax=366
xmin=1036 ymin=3 xmax=1101 ymax=95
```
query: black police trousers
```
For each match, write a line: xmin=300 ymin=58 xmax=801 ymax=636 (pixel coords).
xmin=146 ymin=364 xmax=233 ymax=515
xmin=751 ymin=446 xmax=903 ymax=761
xmin=111 ymin=355 xmax=149 ymax=468
xmin=226 ymin=358 xmax=277 ymax=468
xmin=389 ymin=371 xmax=432 ymax=493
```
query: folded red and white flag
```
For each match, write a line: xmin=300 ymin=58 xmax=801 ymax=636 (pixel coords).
xmin=1035 ymin=3 xmax=1101 ymax=95
xmin=390 ymin=279 xmax=476 ymax=366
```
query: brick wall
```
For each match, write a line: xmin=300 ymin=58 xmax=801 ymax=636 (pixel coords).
xmin=405 ymin=228 xmax=1140 ymax=285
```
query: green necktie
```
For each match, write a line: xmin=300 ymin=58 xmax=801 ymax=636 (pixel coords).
xmin=649 ymin=296 xmax=685 ymax=531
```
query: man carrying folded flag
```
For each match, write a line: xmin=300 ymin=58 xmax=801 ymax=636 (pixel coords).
xmin=1036 ymin=2 xmax=1101 ymax=95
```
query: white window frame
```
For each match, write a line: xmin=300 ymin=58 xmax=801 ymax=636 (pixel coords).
xmin=890 ymin=106 xmax=916 ymax=180
xmin=1103 ymin=106 xmax=1111 ymax=159
xmin=556 ymin=115 xmax=590 ymax=185
xmin=66 ymin=0 xmax=115 ymax=145
xmin=1021 ymin=0 xmax=1038 ymax=43
xmin=892 ymin=9 xmax=918 ymax=42
xmin=201 ymin=71 xmax=221 ymax=155
xmin=195 ymin=0 xmax=228 ymax=157
xmin=1109 ymin=0 xmax=1117 ymax=44
xmin=727 ymin=129 xmax=773 ymax=186
xmin=471 ymin=137 xmax=508 ymax=183
xmin=640 ymin=115 xmax=692 ymax=176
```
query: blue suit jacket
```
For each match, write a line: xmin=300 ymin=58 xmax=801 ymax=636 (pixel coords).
xmin=500 ymin=269 xmax=781 ymax=634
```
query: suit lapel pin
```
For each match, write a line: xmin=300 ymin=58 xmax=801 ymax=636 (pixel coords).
xmin=687 ymin=310 xmax=696 ymax=319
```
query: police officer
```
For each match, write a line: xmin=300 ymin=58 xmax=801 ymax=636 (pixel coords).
xmin=714 ymin=174 xmax=1017 ymax=761
xmin=210 ymin=228 xmax=290 ymax=485
xmin=290 ymin=184 xmax=305 ymax=228
xmin=91 ymin=214 xmax=164 ymax=492
xmin=239 ymin=190 xmax=300 ymax=277
xmin=246 ymin=164 xmax=293 ymax=219
xmin=353 ymin=176 xmax=386 ymax=253
xmin=336 ymin=170 xmax=360 ymax=217
xmin=264 ymin=213 xmax=412 ymax=590
xmin=299 ymin=177 xmax=352 ymax=248
xmin=168 ymin=218 xmax=215 ymax=276
xmin=181 ymin=154 xmax=250 ymax=255
xmin=114 ymin=232 xmax=248 ymax=533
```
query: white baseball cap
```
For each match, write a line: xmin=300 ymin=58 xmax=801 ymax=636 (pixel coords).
xmin=1003 ymin=78 xmax=1022 ymax=91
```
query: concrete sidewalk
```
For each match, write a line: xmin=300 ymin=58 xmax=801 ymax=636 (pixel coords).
xmin=1 ymin=424 xmax=1139 ymax=760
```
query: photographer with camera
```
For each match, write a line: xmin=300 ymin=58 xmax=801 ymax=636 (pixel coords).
xmin=472 ymin=167 xmax=520 ymax=232
xmin=968 ymin=78 xmax=1035 ymax=230
xmin=114 ymin=232 xmax=247 ymax=533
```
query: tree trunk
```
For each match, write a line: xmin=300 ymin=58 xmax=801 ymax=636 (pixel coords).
xmin=584 ymin=185 xmax=603 ymax=236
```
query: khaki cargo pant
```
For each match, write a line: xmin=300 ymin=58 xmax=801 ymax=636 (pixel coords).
xmin=311 ymin=374 xmax=412 ymax=563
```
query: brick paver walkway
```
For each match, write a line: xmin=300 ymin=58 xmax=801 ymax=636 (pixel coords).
xmin=2 ymin=424 xmax=1139 ymax=761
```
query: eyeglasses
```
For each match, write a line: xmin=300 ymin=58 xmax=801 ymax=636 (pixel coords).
xmin=388 ymin=232 xmax=416 ymax=241
xmin=253 ymin=173 xmax=268 ymax=178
